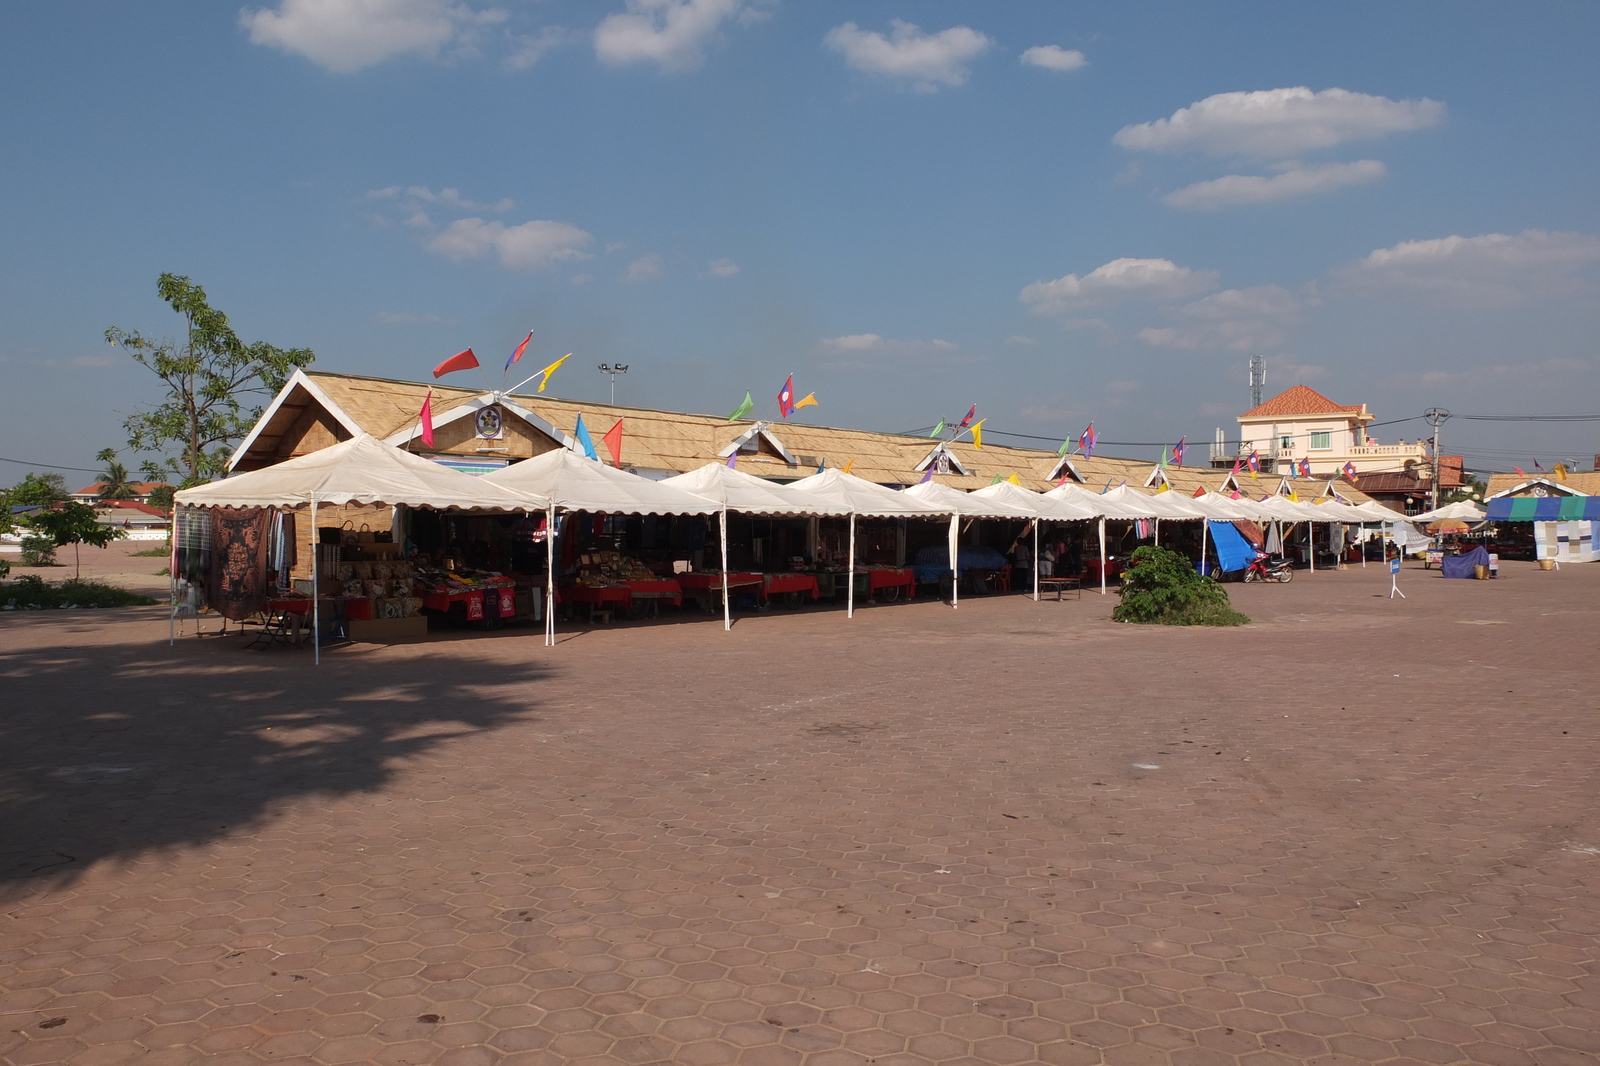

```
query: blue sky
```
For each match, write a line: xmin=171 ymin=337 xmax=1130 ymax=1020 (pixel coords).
xmin=3 ymin=0 xmax=1598 ymax=483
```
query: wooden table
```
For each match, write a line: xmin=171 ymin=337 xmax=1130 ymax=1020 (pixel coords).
xmin=1037 ymin=577 xmax=1082 ymax=600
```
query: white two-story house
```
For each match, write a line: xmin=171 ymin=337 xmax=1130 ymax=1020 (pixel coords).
xmin=1227 ymin=385 xmax=1429 ymax=477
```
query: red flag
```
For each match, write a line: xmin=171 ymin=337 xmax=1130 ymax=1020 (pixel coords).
xmin=1193 ymin=485 xmax=1206 ymax=498
xmin=433 ymin=348 xmax=479 ymax=378
xmin=505 ymin=331 xmax=532 ymax=373
xmin=777 ymin=374 xmax=795 ymax=418
xmin=1512 ymin=465 xmax=1525 ymax=476
xmin=601 ymin=418 xmax=624 ymax=468
xmin=958 ymin=404 xmax=977 ymax=429
xmin=419 ymin=389 xmax=435 ymax=448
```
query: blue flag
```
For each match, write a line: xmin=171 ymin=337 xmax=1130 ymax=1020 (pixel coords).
xmin=573 ymin=413 xmax=598 ymax=460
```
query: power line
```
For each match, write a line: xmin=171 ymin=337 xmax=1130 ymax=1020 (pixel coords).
xmin=0 ymin=455 xmax=103 ymax=474
xmin=1457 ymin=413 xmax=1600 ymax=422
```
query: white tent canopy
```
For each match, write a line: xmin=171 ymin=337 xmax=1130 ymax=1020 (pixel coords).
xmin=1409 ymin=500 xmax=1487 ymax=523
xmin=483 ymin=448 xmax=715 ymax=515
xmin=973 ymin=481 xmax=1100 ymax=521
xmin=1105 ymin=484 xmax=1205 ymax=520
xmin=661 ymin=463 xmax=836 ymax=516
xmin=903 ymin=480 xmax=1035 ymax=518
xmin=1047 ymin=482 xmax=1158 ymax=520
xmin=784 ymin=468 xmax=947 ymax=518
xmin=174 ymin=433 xmax=544 ymax=512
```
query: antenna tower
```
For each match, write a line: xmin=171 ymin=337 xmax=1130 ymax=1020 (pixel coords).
xmin=1249 ymin=354 xmax=1266 ymax=408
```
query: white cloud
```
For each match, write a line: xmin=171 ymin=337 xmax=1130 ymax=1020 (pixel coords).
xmin=1019 ymin=45 xmax=1086 ymax=72
xmin=594 ymin=0 xmax=751 ymax=72
xmin=1020 ymin=257 xmax=1219 ymax=316
xmin=818 ymin=333 xmax=973 ymax=369
xmin=1332 ymin=230 xmax=1600 ymax=308
xmin=625 ymin=253 xmax=664 ymax=281
xmin=1114 ymin=87 xmax=1444 ymax=159
xmin=1136 ymin=286 xmax=1302 ymax=351
xmin=505 ymin=26 xmax=566 ymax=70
xmin=1163 ymin=160 xmax=1386 ymax=209
xmin=241 ymin=0 xmax=507 ymax=73
xmin=384 ymin=185 xmax=513 ymax=212
xmin=1005 ymin=335 xmax=1038 ymax=346
xmin=571 ymin=272 xmax=595 ymax=286
xmin=824 ymin=19 xmax=993 ymax=91
xmin=427 ymin=217 xmax=594 ymax=269
xmin=706 ymin=257 xmax=740 ymax=277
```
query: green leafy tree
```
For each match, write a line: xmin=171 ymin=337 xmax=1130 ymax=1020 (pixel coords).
xmin=1114 ymin=545 xmax=1249 ymax=627
xmin=24 ymin=502 xmax=124 ymax=580
xmin=3 ymin=474 xmax=68 ymax=554
xmin=94 ymin=448 xmax=138 ymax=500
xmin=106 ymin=273 xmax=314 ymax=486
xmin=146 ymin=485 xmax=175 ymax=513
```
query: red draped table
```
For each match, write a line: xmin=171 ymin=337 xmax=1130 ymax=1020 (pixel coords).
xmin=420 ymin=585 xmax=516 ymax=621
xmin=763 ymin=572 xmax=820 ymax=608
xmin=676 ymin=572 xmax=763 ymax=613
xmin=562 ymin=580 xmax=682 ymax=618
xmin=864 ymin=567 xmax=916 ymax=601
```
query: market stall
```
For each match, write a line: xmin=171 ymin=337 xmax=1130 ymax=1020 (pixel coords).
xmin=173 ymin=433 xmax=546 ymax=663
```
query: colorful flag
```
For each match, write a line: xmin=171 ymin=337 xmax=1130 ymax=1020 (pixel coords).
xmin=1512 ymin=465 xmax=1525 ymax=476
xmin=1158 ymin=447 xmax=1168 ymax=470
xmin=1552 ymin=462 xmax=1569 ymax=482
xmin=1298 ymin=456 xmax=1311 ymax=478
xmin=728 ymin=390 xmax=754 ymax=421
xmin=815 ymin=457 xmax=825 ymax=473
xmin=928 ymin=419 xmax=946 ymax=439
xmin=1056 ymin=436 xmax=1071 ymax=457
xmin=1155 ymin=481 xmax=1171 ymax=494
xmin=433 ymin=348 xmax=478 ymax=378
xmin=535 ymin=353 xmax=570 ymax=393
xmin=419 ymin=389 xmax=435 ymax=449
xmin=505 ymin=331 xmax=532 ymax=373
xmin=777 ymin=375 xmax=795 ymax=418
xmin=1230 ymin=457 xmax=1241 ymax=479
xmin=572 ymin=413 xmax=597 ymax=460
xmin=726 ymin=451 xmax=738 ymax=469
xmin=1079 ymin=422 xmax=1097 ymax=458
xmin=1007 ymin=473 xmax=1021 ymax=485
xmin=958 ymin=404 xmax=977 ymax=429
xmin=919 ymin=466 xmax=934 ymax=484
xmin=1172 ymin=436 xmax=1186 ymax=466
xmin=841 ymin=458 xmax=855 ymax=474
xmin=794 ymin=392 xmax=818 ymax=411
xmin=969 ymin=419 xmax=985 ymax=448
xmin=601 ymin=419 xmax=624 ymax=468
xmin=1101 ymin=478 xmax=1112 ymax=494
xmin=1192 ymin=485 xmax=1206 ymax=498
xmin=991 ymin=474 xmax=1004 ymax=485
xmin=1248 ymin=450 xmax=1260 ymax=480
xmin=1342 ymin=461 xmax=1358 ymax=481
xmin=1288 ymin=490 xmax=1300 ymax=502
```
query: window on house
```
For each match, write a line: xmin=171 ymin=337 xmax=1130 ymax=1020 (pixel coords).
xmin=1309 ymin=431 xmax=1331 ymax=450
xmin=1280 ymin=436 xmax=1292 ymax=450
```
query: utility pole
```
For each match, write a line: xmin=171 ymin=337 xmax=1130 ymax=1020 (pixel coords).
xmin=598 ymin=363 xmax=628 ymax=405
xmin=1424 ymin=408 xmax=1450 ymax=512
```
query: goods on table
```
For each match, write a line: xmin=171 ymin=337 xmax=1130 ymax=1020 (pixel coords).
xmin=572 ymin=551 xmax=659 ymax=584
xmin=335 ymin=560 xmax=423 ymax=617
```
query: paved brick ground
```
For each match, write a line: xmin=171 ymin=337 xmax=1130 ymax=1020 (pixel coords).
xmin=2 ymin=560 xmax=1596 ymax=1065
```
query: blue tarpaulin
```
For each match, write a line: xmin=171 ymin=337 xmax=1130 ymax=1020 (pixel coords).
xmin=1440 ymin=545 xmax=1491 ymax=578
xmin=1209 ymin=520 xmax=1256 ymax=573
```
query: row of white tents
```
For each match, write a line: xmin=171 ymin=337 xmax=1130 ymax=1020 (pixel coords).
xmin=175 ymin=433 xmax=1406 ymax=659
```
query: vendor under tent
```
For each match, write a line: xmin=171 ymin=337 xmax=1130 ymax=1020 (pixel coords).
xmin=780 ymin=468 xmax=946 ymax=619
xmin=173 ymin=433 xmax=546 ymax=664
xmin=902 ymin=480 xmax=1035 ymax=609
xmin=661 ymin=463 xmax=839 ymax=630
xmin=481 ymin=447 xmax=718 ymax=646
xmin=1045 ymin=483 xmax=1157 ymax=595
xmin=971 ymin=481 xmax=1099 ymax=601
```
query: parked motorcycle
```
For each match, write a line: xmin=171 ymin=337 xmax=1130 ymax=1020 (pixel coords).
xmin=1243 ymin=555 xmax=1293 ymax=583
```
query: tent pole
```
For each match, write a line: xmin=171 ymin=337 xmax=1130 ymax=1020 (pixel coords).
xmin=168 ymin=507 xmax=177 ymax=646
xmin=720 ymin=507 xmax=730 ymax=632
xmin=1154 ymin=517 xmax=1160 ymax=547
xmin=1201 ymin=518 xmax=1209 ymax=576
xmin=1308 ymin=523 xmax=1314 ymax=572
xmin=1094 ymin=515 xmax=1107 ymax=592
xmin=847 ymin=513 xmax=856 ymax=619
xmin=1032 ymin=521 xmax=1039 ymax=602
xmin=1360 ymin=523 xmax=1366 ymax=567
xmin=311 ymin=493 xmax=320 ymax=666
xmin=546 ymin=505 xmax=556 ymax=647
xmin=948 ymin=513 xmax=959 ymax=610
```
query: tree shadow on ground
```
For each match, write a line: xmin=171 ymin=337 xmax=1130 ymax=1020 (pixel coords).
xmin=0 ymin=635 xmax=546 ymax=894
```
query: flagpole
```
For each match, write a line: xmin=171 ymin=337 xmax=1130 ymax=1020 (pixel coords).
xmin=546 ymin=505 xmax=556 ymax=647
xmin=847 ymin=514 xmax=856 ymax=619
xmin=720 ymin=506 xmax=730 ymax=632
xmin=1098 ymin=518 xmax=1107 ymax=596
xmin=310 ymin=492 xmax=320 ymax=667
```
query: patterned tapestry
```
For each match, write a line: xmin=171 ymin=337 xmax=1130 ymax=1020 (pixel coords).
xmin=206 ymin=507 xmax=272 ymax=621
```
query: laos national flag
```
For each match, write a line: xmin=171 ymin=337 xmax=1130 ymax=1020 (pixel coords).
xmin=777 ymin=374 xmax=795 ymax=418
xmin=505 ymin=331 xmax=532 ymax=373
xmin=1298 ymin=456 xmax=1312 ymax=478
xmin=1079 ymin=422 xmax=1097 ymax=458
xmin=958 ymin=404 xmax=977 ymax=429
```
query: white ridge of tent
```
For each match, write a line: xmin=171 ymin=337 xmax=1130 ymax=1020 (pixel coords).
xmin=173 ymin=433 xmax=547 ymax=665
xmin=907 ymin=481 xmax=1039 ymax=611
xmin=661 ymin=463 xmax=842 ymax=632
xmin=1409 ymin=500 xmax=1487 ymax=523
xmin=1045 ymin=482 xmax=1155 ymax=596
xmin=484 ymin=447 xmax=720 ymax=647
xmin=784 ymin=468 xmax=946 ymax=620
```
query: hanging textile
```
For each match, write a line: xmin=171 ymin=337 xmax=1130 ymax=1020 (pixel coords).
xmin=206 ymin=507 xmax=272 ymax=621
xmin=1265 ymin=523 xmax=1282 ymax=554
xmin=1232 ymin=520 xmax=1264 ymax=548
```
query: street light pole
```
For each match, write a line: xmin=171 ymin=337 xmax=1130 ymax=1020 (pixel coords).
xmin=598 ymin=364 xmax=628 ymax=405
xmin=1424 ymin=408 xmax=1450 ymax=512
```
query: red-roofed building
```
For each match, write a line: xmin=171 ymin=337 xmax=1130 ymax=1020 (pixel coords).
xmin=1221 ymin=385 xmax=1431 ymax=479
xmin=70 ymin=481 xmax=171 ymax=504
xmin=93 ymin=498 xmax=171 ymax=540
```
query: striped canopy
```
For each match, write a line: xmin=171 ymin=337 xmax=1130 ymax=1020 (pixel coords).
xmin=1486 ymin=495 xmax=1600 ymax=521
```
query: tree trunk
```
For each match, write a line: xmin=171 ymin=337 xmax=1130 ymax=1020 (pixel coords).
xmin=75 ymin=540 xmax=81 ymax=581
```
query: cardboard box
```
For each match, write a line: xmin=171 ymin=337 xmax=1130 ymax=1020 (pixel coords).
xmin=347 ymin=616 xmax=428 ymax=642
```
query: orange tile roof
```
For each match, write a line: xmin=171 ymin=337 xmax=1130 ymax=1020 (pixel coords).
xmin=1240 ymin=385 xmax=1366 ymax=420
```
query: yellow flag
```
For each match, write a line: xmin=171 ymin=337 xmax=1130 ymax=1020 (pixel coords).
xmin=841 ymin=458 xmax=854 ymax=474
xmin=793 ymin=392 xmax=819 ymax=410
xmin=970 ymin=419 xmax=985 ymax=448
xmin=536 ymin=353 xmax=571 ymax=392
xmin=1155 ymin=482 xmax=1171 ymax=493
xmin=1007 ymin=473 xmax=1021 ymax=485
xmin=1552 ymin=462 xmax=1568 ymax=482
xmin=1288 ymin=490 xmax=1300 ymax=502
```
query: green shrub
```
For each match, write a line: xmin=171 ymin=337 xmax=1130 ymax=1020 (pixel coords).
xmin=1113 ymin=545 xmax=1249 ymax=627
xmin=2 ymin=576 xmax=158 ymax=610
